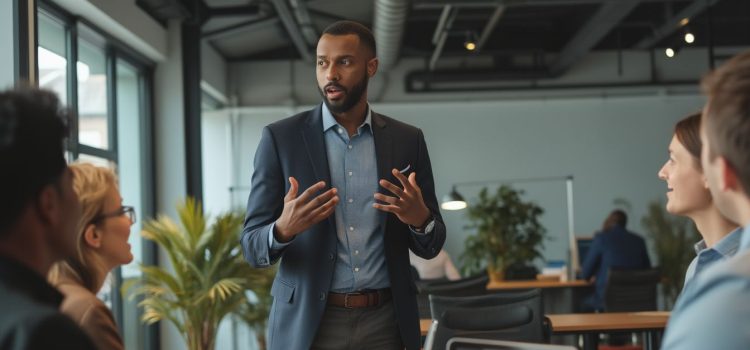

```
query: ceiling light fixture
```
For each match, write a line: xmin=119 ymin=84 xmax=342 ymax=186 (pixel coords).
xmin=684 ymin=31 xmax=695 ymax=44
xmin=464 ymin=31 xmax=477 ymax=52
xmin=665 ymin=47 xmax=676 ymax=58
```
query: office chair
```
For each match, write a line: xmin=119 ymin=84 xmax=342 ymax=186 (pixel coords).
xmin=604 ymin=268 xmax=660 ymax=312
xmin=427 ymin=289 xmax=550 ymax=349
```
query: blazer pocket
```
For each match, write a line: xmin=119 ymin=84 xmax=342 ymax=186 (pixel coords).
xmin=270 ymin=278 xmax=296 ymax=304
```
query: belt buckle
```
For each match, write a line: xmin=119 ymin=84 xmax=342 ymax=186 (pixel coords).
xmin=344 ymin=292 xmax=362 ymax=308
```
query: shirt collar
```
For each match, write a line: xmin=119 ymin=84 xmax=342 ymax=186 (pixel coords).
xmin=698 ymin=227 xmax=743 ymax=257
xmin=741 ymin=225 xmax=750 ymax=251
xmin=321 ymin=102 xmax=372 ymax=134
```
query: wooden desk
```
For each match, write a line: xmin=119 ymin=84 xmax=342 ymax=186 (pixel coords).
xmin=420 ymin=312 xmax=669 ymax=350
xmin=548 ymin=311 xmax=669 ymax=333
xmin=487 ymin=279 xmax=591 ymax=290
xmin=550 ymin=312 xmax=669 ymax=350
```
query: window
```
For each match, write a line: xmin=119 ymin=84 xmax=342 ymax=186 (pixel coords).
xmin=37 ymin=3 xmax=156 ymax=350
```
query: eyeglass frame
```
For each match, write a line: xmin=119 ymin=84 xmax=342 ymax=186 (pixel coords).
xmin=90 ymin=205 xmax=136 ymax=225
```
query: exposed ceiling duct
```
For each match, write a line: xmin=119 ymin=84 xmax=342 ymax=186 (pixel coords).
xmin=373 ymin=0 xmax=409 ymax=71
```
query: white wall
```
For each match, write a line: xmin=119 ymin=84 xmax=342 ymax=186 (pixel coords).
xmin=202 ymin=42 xmax=228 ymax=100
xmin=203 ymin=93 xmax=704 ymax=271
xmin=0 ymin=0 xmax=14 ymax=88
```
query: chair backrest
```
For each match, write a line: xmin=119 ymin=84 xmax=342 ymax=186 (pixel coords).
xmin=417 ymin=274 xmax=489 ymax=318
xmin=422 ymin=273 xmax=489 ymax=297
xmin=428 ymin=289 xmax=548 ymax=350
xmin=445 ymin=336 xmax=577 ymax=350
xmin=604 ymin=268 xmax=660 ymax=312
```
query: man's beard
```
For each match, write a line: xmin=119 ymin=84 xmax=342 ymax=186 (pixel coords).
xmin=319 ymin=72 xmax=369 ymax=114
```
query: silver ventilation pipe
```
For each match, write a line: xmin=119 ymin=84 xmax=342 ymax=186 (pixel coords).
xmin=373 ymin=0 xmax=409 ymax=72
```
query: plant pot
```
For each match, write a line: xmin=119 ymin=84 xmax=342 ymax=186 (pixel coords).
xmin=487 ymin=264 xmax=505 ymax=282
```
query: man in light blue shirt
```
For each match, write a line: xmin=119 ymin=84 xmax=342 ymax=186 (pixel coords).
xmin=661 ymin=50 xmax=750 ymax=350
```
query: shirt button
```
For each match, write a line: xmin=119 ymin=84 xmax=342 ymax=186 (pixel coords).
xmin=337 ymin=128 xmax=343 ymax=134
xmin=354 ymin=250 xmax=359 ymax=255
xmin=348 ymin=145 xmax=353 ymax=149
xmin=329 ymin=253 xmax=334 ymax=260
xmin=349 ymin=226 xmax=354 ymax=231
xmin=348 ymin=198 xmax=353 ymax=203
xmin=354 ymin=267 xmax=360 ymax=272
xmin=348 ymin=171 xmax=353 ymax=176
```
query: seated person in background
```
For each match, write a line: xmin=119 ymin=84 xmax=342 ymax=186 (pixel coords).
xmin=658 ymin=112 xmax=739 ymax=287
xmin=48 ymin=163 xmax=135 ymax=350
xmin=410 ymin=249 xmax=461 ymax=281
xmin=0 ymin=87 xmax=96 ymax=349
xmin=661 ymin=50 xmax=750 ymax=350
xmin=580 ymin=210 xmax=651 ymax=311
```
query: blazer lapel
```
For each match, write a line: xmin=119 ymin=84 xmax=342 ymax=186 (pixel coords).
xmin=372 ymin=112 xmax=392 ymax=194
xmin=300 ymin=105 xmax=336 ymax=231
xmin=301 ymin=104 xmax=332 ymax=186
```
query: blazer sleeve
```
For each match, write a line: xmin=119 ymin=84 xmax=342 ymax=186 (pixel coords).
xmin=581 ymin=235 xmax=603 ymax=280
xmin=79 ymin=303 xmax=125 ymax=350
xmin=407 ymin=128 xmax=446 ymax=260
xmin=240 ymin=126 xmax=288 ymax=268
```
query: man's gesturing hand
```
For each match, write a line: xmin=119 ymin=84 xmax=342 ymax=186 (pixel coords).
xmin=274 ymin=177 xmax=339 ymax=243
xmin=373 ymin=169 xmax=431 ymax=228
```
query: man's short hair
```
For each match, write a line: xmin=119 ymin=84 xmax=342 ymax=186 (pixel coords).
xmin=322 ymin=20 xmax=376 ymax=58
xmin=603 ymin=210 xmax=628 ymax=230
xmin=701 ymin=51 xmax=750 ymax=193
xmin=0 ymin=87 xmax=69 ymax=235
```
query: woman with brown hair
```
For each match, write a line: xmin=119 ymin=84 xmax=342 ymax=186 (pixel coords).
xmin=657 ymin=112 xmax=740 ymax=286
xmin=48 ymin=163 xmax=134 ymax=350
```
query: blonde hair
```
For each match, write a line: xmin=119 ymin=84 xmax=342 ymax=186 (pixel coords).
xmin=49 ymin=162 xmax=119 ymax=292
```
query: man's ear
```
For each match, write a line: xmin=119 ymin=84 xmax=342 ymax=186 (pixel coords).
xmin=34 ymin=184 xmax=60 ymax=227
xmin=367 ymin=57 xmax=379 ymax=77
xmin=83 ymin=224 xmax=102 ymax=248
xmin=720 ymin=157 xmax=741 ymax=192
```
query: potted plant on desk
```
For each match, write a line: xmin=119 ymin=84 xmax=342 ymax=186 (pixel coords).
xmin=460 ymin=185 xmax=547 ymax=282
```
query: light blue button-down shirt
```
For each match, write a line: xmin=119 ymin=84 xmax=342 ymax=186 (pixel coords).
xmin=662 ymin=225 xmax=749 ymax=350
xmin=683 ymin=227 xmax=742 ymax=287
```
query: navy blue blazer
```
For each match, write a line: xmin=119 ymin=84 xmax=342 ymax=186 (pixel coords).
xmin=581 ymin=225 xmax=651 ymax=310
xmin=240 ymin=105 xmax=446 ymax=350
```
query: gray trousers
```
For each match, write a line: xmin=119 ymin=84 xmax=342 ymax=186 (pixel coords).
xmin=310 ymin=299 xmax=403 ymax=350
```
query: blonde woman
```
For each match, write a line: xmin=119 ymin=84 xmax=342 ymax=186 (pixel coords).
xmin=48 ymin=163 xmax=134 ymax=350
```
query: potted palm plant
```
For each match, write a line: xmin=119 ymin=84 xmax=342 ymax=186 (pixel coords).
xmin=459 ymin=185 xmax=547 ymax=281
xmin=641 ymin=200 xmax=699 ymax=309
xmin=129 ymin=198 xmax=274 ymax=350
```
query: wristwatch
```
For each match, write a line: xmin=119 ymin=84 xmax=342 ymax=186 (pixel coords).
xmin=412 ymin=217 xmax=435 ymax=233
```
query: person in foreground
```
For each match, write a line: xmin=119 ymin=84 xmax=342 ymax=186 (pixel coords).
xmin=661 ymin=50 xmax=750 ymax=350
xmin=580 ymin=210 xmax=651 ymax=311
xmin=48 ymin=163 xmax=135 ymax=350
xmin=0 ymin=87 xmax=96 ymax=349
xmin=658 ymin=112 xmax=739 ymax=287
xmin=240 ymin=21 xmax=446 ymax=350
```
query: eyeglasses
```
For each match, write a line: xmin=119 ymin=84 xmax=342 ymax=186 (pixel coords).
xmin=91 ymin=205 xmax=136 ymax=224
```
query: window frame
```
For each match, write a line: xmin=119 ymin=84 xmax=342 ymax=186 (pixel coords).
xmin=37 ymin=2 xmax=158 ymax=349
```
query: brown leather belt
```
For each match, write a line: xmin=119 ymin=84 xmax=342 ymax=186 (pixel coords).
xmin=327 ymin=288 xmax=392 ymax=309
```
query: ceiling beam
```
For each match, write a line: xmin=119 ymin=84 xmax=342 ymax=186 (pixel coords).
xmin=550 ymin=0 xmax=641 ymax=75
xmin=634 ymin=0 xmax=720 ymax=49
xmin=202 ymin=17 xmax=279 ymax=41
xmin=413 ymin=0 xmax=695 ymax=10
xmin=476 ymin=4 xmax=506 ymax=52
xmin=206 ymin=5 xmax=260 ymax=17
xmin=429 ymin=6 xmax=458 ymax=71
xmin=270 ymin=0 xmax=313 ymax=61
xmin=288 ymin=0 xmax=318 ymax=45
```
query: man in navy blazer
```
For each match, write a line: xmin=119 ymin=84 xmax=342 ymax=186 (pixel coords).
xmin=240 ymin=21 xmax=446 ymax=350
xmin=580 ymin=210 xmax=651 ymax=311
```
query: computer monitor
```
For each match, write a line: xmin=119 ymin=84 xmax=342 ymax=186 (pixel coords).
xmin=446 ymin=337 xmax=577 ymax=350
